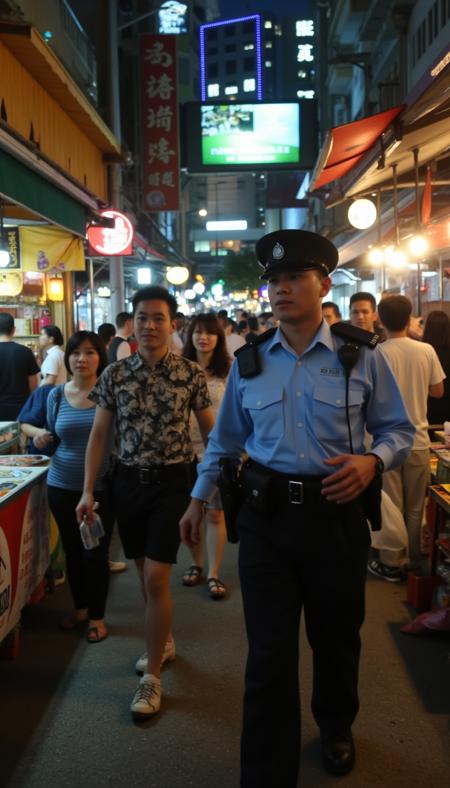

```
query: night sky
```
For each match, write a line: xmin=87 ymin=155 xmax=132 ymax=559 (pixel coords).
xmin=218 ymin=0 xmax=312 ymax=16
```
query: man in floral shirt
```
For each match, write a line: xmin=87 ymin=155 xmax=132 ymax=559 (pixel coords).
xmin=77 ymin=286 xmax=214 ymax=720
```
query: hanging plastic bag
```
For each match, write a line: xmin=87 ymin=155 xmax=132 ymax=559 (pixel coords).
xmin=370 ymin=490 xmax=408 ymax=557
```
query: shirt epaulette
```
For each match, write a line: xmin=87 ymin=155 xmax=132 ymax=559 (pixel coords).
xmin=234 ymin=327 xmax=277 ymax=358
xmin=330 ymin=321 xmax=379 ymax=349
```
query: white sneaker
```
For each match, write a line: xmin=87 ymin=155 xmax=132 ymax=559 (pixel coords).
xmin=130 ymin=675 xmax=161 ymax=719
xmin=135 ymin=639 xmax=176 ymax=675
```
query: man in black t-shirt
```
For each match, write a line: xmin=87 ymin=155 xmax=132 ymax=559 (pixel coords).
xmin=0 ymin=313 xmax=40 ymax=421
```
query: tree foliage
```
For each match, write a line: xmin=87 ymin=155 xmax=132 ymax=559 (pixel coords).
xmin=220 ymin=252 xmax=262 ymax=292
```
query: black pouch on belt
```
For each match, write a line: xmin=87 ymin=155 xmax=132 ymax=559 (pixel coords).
xmin=240 ymin=461 xmax=273 ymax=514
xmin=362 ymin=475 xmax=382 ymax=531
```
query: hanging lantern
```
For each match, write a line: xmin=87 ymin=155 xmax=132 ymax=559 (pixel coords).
xmin=166 ymin=266 xmax=189 ymax=285
xmin=0 ymin=271 xmax=22 ymax=297
xmin=348 ymin=199 xmax=377 ymax=230
xmin=47 ymin=275 xmax=64 ymax=301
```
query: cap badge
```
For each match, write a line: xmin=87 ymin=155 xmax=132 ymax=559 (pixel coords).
xmin=272 ymin=242 xmax=285 ymax=260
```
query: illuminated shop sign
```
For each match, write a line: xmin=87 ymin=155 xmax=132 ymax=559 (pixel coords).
xmin=87 ymin=210 xmax=134 ymax=256
xmin=158 ymin=1 xmax=188 ymax=35
xmin=200 ymin=15 xmax=263 ymax=102
xmin=295 ymin=18 xmax=315 ymax=99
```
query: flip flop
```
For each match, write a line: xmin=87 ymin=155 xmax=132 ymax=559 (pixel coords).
xmin=207 ymin=577 xmax=227 ymax=600
xmin=182 ymin=565 xmax=203 ymax=586
xmin=86 ymin=626 xmax=109 ymax=644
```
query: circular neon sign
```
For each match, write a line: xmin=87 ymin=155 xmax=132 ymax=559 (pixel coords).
xmin=87 ymin=210 xmax=134 ymax=256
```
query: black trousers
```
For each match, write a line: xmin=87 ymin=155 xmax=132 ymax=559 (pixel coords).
xmin=47 ymin=486 xmax=114 ymax=620
xmin=237 ymin=493 xmax=370 ymax=788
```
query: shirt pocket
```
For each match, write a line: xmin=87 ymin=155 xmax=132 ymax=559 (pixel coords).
xmin=242 ymin=385 xmax=284 ymax=441
xmin=313 ymin=384 xmax=365 ymax=443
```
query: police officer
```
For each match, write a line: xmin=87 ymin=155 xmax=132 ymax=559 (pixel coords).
xmin=180 ymin=230 xmax=415 ymax=786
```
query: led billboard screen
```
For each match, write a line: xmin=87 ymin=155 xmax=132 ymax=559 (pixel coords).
xmin=182 ymin=101 xmax=317 ymax=173
xmin=201 ymin=103 xmax=299 ymax=166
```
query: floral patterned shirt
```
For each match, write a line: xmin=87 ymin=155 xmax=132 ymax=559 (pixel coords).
xmin=89 ymin=351 xmax=212 ymax=467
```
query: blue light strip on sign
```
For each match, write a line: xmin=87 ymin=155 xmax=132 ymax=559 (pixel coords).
xmin=199 ymin=14 xmax=263 ymax=101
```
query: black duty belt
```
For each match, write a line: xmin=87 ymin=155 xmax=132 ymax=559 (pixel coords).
xmin=117 ymin=461 xmax=193 ymax=485
xmin=243 ymin=459 xmax=328 ymax=506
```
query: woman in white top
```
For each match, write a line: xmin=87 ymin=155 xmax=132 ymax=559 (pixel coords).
xmin=39 ymin=325 xmax=67 ymax=385
xmin=182 ymin=313 xmax=231 ymax=599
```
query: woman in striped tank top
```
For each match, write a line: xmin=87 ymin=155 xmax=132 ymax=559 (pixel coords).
xmin=35 ymin=331 xmax=113 ymax=643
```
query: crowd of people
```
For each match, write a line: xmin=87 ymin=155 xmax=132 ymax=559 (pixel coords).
xmin=1 ymin=227 xmax=449 ymax=785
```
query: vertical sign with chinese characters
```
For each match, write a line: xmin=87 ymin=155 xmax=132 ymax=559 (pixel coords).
xmin=1 ymin=228 xmax=20 ymax=268
xmin=141 ymin=34 xmax=180 ymax=212
xmin=295 ymin=19 xmax=315 ymax=100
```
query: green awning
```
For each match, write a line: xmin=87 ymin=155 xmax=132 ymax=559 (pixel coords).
xmin=0 ymin=148 xmax=87 ymax=236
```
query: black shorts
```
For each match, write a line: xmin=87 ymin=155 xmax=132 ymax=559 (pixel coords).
xmin=112 ymin=462 xmax=195 ymax=564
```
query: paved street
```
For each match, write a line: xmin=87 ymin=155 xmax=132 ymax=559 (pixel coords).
xmin=1 ymin=537 xmax=449 ymax=788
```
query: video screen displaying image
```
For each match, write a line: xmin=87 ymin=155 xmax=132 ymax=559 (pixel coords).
xmin=201 ymin=103 xmax=300 ymax=166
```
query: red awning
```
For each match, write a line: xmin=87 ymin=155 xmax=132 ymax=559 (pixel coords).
xmin=310 ymin=106 xmax=404 ymax=192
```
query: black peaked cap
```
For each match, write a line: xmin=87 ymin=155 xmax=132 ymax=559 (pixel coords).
xmin=256 ymin=229 xmax=339 ymax=279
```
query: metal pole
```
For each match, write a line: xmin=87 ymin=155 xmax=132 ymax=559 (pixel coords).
xmin=88 ymin=257 xmax=95 ymax=330
xmin=392 ymin=163 xmax=400 ymax=246
xmin=108 ymin=0 xmax=125 ymax=316
xmin=417 ymin=263 xmax=421 ymax=316
xmin=413 ymin=148 xmax=421 ymax=228
xmin=413 ymin=148 xmax=421 ymax=314
xmin=376 ymin=190 xmax=386 ymax=291
xmin=118 ymin=8 xmax=159 ymax=32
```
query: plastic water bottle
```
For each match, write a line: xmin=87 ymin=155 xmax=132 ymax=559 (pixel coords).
xmin=91 ymin=513 xmax=105 ymax=540
xmin=80 ymin=515 xmax=102 ymax=550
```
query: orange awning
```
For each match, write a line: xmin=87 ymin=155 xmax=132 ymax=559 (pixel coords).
xmin=310 ymin=106 xmax=404 ymax=192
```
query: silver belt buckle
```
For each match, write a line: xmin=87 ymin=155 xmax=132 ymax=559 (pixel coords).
xmin=139 ymin=468 xmax=151 ymax=484
xmin=289 ymin=480 xmax=303 ymax=505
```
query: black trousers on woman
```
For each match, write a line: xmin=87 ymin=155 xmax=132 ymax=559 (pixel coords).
xmin=47 ymin=486 xmax=114 ymax=620
xmin=237 ymin=492 xmax=370 ymax=788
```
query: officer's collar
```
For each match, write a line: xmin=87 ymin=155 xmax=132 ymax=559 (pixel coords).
xmin=268 ymin=321 xmax=334 ymax=356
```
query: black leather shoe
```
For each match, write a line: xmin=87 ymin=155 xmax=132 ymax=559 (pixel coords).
xmin=320 ymin=732 xmax=355 ymax=776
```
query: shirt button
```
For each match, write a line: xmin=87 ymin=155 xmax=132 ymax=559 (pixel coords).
xmin=257 ymin=400 xmax=262 ymax=405
xmin=296 ymin=391 xmax=302 ymax=397
xmin=297 ymin=360 xmax=302 ymax=366
xmin=336 ymin=399 xmax=342 ymax=404
xmin=298 ymin=453 xmax=305 ymax=458
xmin=297 ymin=422 xmax=303 ymax=428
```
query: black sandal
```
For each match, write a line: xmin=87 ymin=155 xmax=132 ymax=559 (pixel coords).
xmin=182 ymin=565 xmax=203 ymax=586
xmin=207 ymin=577 xmax=226 ymax=600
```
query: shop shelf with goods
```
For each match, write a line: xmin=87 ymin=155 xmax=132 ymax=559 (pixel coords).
xmin=407 ymin=446 xmax=450 ymax=613
xmin=0 ymin=301 xmax=54 ymax=360
xmin=0 ymin=422 xmax=20 ymax=455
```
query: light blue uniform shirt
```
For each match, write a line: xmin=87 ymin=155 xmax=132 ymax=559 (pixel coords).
xmin=192 ymin=322 xmax=415 ymax=502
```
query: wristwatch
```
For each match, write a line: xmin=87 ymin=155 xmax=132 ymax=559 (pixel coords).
xmin=365 ymin=453 xmax=385 ymax=475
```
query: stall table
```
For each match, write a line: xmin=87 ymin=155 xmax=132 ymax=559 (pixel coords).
xmin=0 ymin=458 xmax=49 ymax=656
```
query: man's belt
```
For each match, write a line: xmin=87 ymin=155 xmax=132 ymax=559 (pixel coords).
xmin=117 ymin=461 xmax=194 ymax=485
xmin=242 ymin=459 xmax=329 ymax=507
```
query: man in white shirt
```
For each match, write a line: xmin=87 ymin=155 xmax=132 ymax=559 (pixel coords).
xmin=107 ymin=312 xmax=133 ymax=363
xmin=369 ymin=295 xmax=445 ymax=580
xmin=39 ymin=325 xmax=67 ymax=385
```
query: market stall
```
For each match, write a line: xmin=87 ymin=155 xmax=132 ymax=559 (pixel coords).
xmin=0 ymin=456 xmax=49 ymax=654
xmin=0 ymin=421 xmax=20 ymax=455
